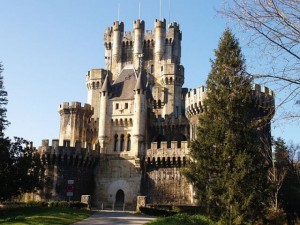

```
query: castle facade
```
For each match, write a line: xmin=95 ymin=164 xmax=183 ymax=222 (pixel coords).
xmin=37 ymin=19 xmax=275 ymax=209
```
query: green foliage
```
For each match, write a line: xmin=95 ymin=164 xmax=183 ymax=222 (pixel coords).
xmin=48 ymin=201 xmax=88 ymax=209
xmin=0 ymin=63 xmax=44 ymax=202
xmin=0 ymin=63 xmax=9 ymax=136
xmin=185 ymin=30 xmax=270 ymax=224
xmin=140 ymin=206 xmax=176 ymax=217
xmin=273 ymin=138 xmax=300 ymax=223
xmin=146 ymin=213 xmax=215 ymax=225
xmin=0 ymin=137 xmax=44 ymax=201
xmin=264 ymin=208 xmax=287 ymax=225
xmin=0 ymin=206 xmax=92 ymax=225
xmin=26 ymin=201 xmax=48 ymax=207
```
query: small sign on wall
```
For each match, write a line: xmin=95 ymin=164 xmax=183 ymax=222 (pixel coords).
xmin=67 ymin=180 xmax=74 ymax=198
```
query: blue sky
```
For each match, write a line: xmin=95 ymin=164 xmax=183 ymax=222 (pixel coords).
xmin=0 ymin=0 xmax=298 ymax=146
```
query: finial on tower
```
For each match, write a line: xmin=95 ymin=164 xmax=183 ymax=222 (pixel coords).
xmin=139 ymin=0 xmax=141 ymax=19
xmin=160 ymin=0 xmax=162 ymax=20
xmin=168 ymin=0 xmax=171 ymax=24
xmin=118 ymin=3 xmax=120 ymax=21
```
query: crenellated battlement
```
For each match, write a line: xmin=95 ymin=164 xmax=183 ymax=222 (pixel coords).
xmin=38 ymin=139 xmax=99 ymax=167
xmin=123 ymin=31 xmax=133 ymax=43
xmin=112 ymin=21 xmax=124 ymax=31
xmin=146 ymin=141 xmax=190 ymax=167
xmin=168 ymin=22 xmax=180 ymax=30
xmin=154 ymin=19 xmax=166 ymax=29
xmin=86 ymin=69 xmax=107 ymax=91
xmin=144 ymin=30 xmax=154 ymax=40
xmin=185 ymin=84 xmax=275 ymax=118
xmin=134 ymin=19 xmax=145 ymax=30
xmin=166 ymin=22 xmax=182 ymax=41
xmin=104 ymin=27 xmax=112 ymax=44
xmin=252 ymin=84 xmax=275 ymax=108
xmin=58 ymin=102 xmax=92 ymax=111
xmin=185 ymin=86 xmax=206 ymax=118
xmin=86 ymin=69 xmax=107 ymax=81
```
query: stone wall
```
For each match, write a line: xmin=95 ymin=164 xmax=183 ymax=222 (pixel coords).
xmin=93 ymin=155 xmax=142 ymax=210
xmin=142 ymin=141 xmax=194 ymax=205
xmin=38 ymin=140 xmax=98 ymax=201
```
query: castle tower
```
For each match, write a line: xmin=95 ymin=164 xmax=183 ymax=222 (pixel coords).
xmin=166 ymin=22 xmax=182 ymax=64
xmin=111 ymin=21 xmax=124 ymax=81
xmin=86 ymin=69 xmax=107 ymax=119
xmin=154 ymin=19 xmax=166 ymax=60
xmin=132 ymin=68 xmax=147 ymax=157
xmin=98 ymin=74 xmax=111 ymax=152
xmin=160 ymin=63 xmax=185 ymax=117
xmin=158 ymin=22 xmax=184 ymax=118
xmin=58 ymin=102 xmax=93 ymax=147
xmin=133 ymin=20 xmax=145 ymax=69
xmin=104 ymin=26 xmax=112 ymax=71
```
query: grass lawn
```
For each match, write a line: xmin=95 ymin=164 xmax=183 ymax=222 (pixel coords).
xmin=146 ymin=214 xmax=215 ymax=225
xmin=0 ymin=206 xmax=93 ymax=225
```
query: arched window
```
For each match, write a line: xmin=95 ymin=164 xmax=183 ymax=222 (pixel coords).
xmin=114 ymin=134 xmax=118 ymax=152
xmin=120 ymin=134 xmax=125 ymax=151
xmin=127 ymin=134 xmax=131 ymax=151
xmin=158 ymin=100 xmax=162 ymax=108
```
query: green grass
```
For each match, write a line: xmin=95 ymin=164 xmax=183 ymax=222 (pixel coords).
xmin=0 ymin=206 xmax=93 ymax=225
xmin=146 ymin=213 xmax=215 ymax=225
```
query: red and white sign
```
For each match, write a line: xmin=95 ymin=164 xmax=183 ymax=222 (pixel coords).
xmin=67 ymin=180 xmax=74 ymax=197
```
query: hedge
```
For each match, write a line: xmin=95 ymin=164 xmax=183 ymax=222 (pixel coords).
xmin=139 ymin=206 xmax=176 ymax=217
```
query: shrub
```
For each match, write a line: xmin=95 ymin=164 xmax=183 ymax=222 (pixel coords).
xmin=48 ymin=201 xmax=87 ymax=209
xmin=171 ymin=206 xmax=205 ymax=215
xmin=139 ymin=206 xmax=176 ymax=217
xmin=26 ymin=201 xmax=48 ymax=207
xmin=48 ymin=201 xmax=59 ymax=207
xmin=148 ymin=213 xmax=215 ymax=225
xmin=69 ymin=201 xmax=88 ymax=209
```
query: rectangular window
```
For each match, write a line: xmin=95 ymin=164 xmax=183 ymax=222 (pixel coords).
xmin=63 ymin=140 xmax=70 ymax=147
xmin=125 ymin=103 xmax=128 ymax=109
xmin=116 ymin=103 xmax=119 ymax=109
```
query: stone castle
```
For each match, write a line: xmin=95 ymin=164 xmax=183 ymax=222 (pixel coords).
xmin=36 ymin=19 xmax=275 ymax=209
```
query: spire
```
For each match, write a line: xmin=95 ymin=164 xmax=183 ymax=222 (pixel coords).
xmin=134 ymin=70 xmax=146 ymax=91
xmin=101 ymin=74 xmax=111 ymax=94
xmin=134 ymin=53 xmax=146 ymax=92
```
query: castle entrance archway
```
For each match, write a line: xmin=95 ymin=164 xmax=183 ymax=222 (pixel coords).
xmin=115 ymin=189 xmax=124 ymax=206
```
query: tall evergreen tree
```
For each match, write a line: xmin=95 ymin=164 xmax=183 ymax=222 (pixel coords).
xmin=0 ymin=63 xmax=43 ymax=201
xmin=0 ymin=63 xmax=9 ymax=137
xmin=273 ymin=138 xmax=300 ymax=224
xmin=185 ymin=30 xmax=270 ymax=224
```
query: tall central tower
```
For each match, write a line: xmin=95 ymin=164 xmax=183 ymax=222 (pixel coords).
xmin=99 ymin=19 xmax=184 ymax=120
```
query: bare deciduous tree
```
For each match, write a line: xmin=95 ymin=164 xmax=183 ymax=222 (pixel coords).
xmin=220 ymin=0 xmax=300 ymax=119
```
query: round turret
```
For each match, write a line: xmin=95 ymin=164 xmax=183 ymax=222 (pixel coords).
xmin=86 ymin=69 xmax=107 ymax=119
xmin=58 ymin=102 xmax=93 ymax=147
xmin=167 ymin=22 xmax=182 ymax=63
xmin=133 ymin=20 xmax=145 ymax=69
xmin=112 ymin=21 xmax=124 ymax=57
xmin=98 ymin=75 xmax=111 ymax=151
xmin=104 ymin=27 xmax=112 ymax=48
xmin=154 ymin=19 xmax=166 ymax=58
xmin=133 ymin=20 xmax=145 ymax=54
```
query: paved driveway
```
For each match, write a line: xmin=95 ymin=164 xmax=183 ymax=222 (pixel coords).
xmin=73 ymin=211 xmax=156 ymax=225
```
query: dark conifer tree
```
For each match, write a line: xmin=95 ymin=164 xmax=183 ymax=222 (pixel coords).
xmin=0 ymin=63 xmax=43 ymax=201
xmin=0 ymin=63 xmax=9 ymax=137
xmin=185 ymin=30 xmax=270 ymax=224
xmin=273 ymin=138 xmax=300 ymax=224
